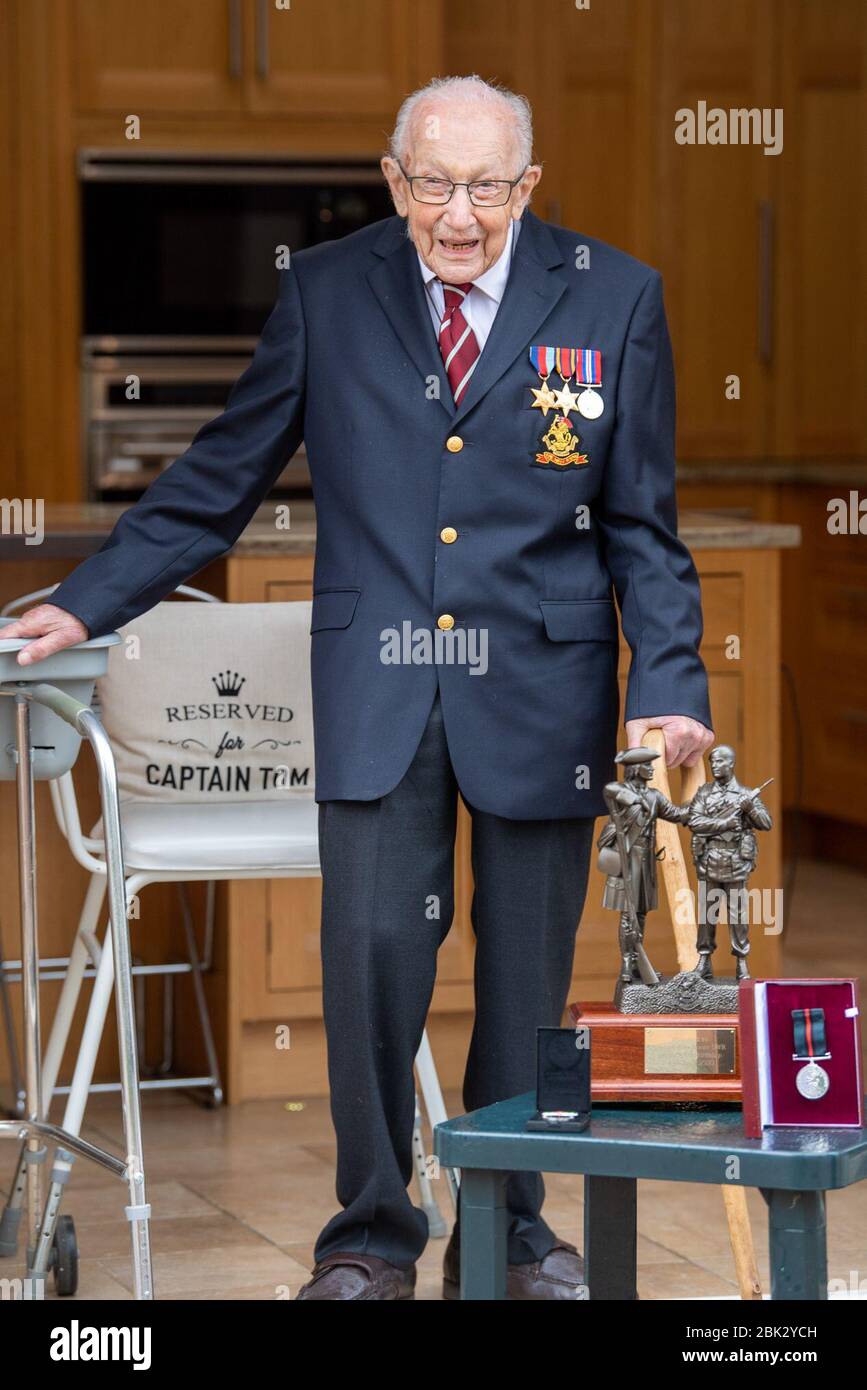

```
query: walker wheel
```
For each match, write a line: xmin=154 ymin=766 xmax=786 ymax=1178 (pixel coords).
xmin=52 ymin=1215 xmax=79 ymax=1296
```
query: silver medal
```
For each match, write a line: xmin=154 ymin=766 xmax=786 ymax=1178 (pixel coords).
xmin=795 ymin=1061 xmax=830 ymax=1100
xmin=577 ymin=387 xmax=604 ymax=420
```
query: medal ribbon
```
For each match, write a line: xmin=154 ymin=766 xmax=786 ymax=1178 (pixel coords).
xmin=575 ymin=349 xmax=602 ymax=387
xmin=792 ymin=1007 xmax=828 ymax=1059
xmin=529 ymin=345 xmax=554 ymax=378
xmin=555 ymin=347 xmax=575 ymax=380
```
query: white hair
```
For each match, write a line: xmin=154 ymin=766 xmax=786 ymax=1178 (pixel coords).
xmin=388 ymin=75 xmax=534 ymax=172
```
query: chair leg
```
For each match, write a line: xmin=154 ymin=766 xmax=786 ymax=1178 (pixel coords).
xmin=176 ymin=882 xmax=223 ymax=1106
xmin=414 ymin=1028 xmax=458 ymax=1212
xmin=42 ymin=873 xmax=107 ymax=1103
xmin=158 ymin=972 xmax=174 ymax=1075
xmin=412 ymin=1091 xmax=447 ymax=1237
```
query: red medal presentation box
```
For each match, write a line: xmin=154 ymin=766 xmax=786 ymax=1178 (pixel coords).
xmin=739 ymin=978 xmax=863 ymax=1137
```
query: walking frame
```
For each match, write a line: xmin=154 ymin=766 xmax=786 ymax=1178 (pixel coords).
xmin=0 ymin=675 xmax=153 ymax=1300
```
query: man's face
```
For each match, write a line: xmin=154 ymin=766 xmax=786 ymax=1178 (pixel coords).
xmin=381 ymin=103 xmax=542 ymax=284
xmin=710 ymin=750 xmax=734 ymax=782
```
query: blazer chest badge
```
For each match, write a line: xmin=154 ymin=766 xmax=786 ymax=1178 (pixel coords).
xmin=528 ymin=346 xmax=603 ymax=469
xmin=536 ymin=415 xmax=588 ymax=468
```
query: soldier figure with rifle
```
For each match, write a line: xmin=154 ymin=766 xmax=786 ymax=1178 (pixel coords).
xmin=685 ymin=744 xmax=773 ymax=981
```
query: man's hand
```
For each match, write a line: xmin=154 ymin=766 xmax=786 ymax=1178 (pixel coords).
xmin=625 ymin=714 xmax=714 ymax=769
xmin=1 ymin=604 xmax=90 ymax=666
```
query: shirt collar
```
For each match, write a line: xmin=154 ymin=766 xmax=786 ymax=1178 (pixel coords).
xmin=416 ymin=217 xmax=519 ymax=301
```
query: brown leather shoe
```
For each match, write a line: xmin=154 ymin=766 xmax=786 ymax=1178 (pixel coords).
xmin=295 ymin=1251 xmax=416 ymax=1300
xmin=442 ymin=1230 xmax=586 ymax=1300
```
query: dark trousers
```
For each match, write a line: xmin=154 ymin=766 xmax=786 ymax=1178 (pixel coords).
xmin=697 ymin=878 xmax=751 ymax=960
xmin=313 ymin=689 xmax=596 ymax=1270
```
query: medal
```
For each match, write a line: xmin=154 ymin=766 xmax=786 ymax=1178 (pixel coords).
xmin=795 ymin=1062 xmax=830 ymax=1100
xmin=553 ymin=347 xmax=579 ymax=416
xmin=528 ymin=346 xmax=559 ymax=417
xmin=575 ymin=348 xmax=604 ymax=419
xmin=792 ymin=1007 xmax=831 ymax=1101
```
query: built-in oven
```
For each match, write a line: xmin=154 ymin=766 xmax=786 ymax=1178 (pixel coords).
xmin=79 ymin=150 xmax=394 ymax=497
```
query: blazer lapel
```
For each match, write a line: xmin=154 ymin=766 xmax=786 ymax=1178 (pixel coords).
xmin=366 ymin=218 xmax=452 ymax=421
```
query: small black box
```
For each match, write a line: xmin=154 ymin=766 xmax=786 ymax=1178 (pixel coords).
xmin=526 ymin=1026 xmax=591 ymax=1132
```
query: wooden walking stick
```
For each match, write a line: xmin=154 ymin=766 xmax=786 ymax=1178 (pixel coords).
xmin=644 ymin=728 xmax=762 ymax=1301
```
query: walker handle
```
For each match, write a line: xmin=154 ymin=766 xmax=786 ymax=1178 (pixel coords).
xmin=22 ymin=682 xmax=91 ymax=730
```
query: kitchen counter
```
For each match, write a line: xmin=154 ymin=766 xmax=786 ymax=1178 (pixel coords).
xmin=677 ymin=458 xmax=867 ymax=486
xmin=0 ymin=500 xmax=801 ymax=561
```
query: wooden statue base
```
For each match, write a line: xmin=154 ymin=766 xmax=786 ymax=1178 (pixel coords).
xmin=568 ymin=1000 xmax=742 ymax=1103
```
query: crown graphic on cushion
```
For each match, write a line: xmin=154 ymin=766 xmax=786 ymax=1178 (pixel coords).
xmin=211 ymin=671 xmax=246 ymax=697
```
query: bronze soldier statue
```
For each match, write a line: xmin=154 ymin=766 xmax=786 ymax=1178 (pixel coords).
xmin=597 ymin=747 xmax=690 ymax=985
xmin=686 ymin=744 xmax=773 ymax=982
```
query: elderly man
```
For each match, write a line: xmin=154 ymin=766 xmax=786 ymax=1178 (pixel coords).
xmin=6 ymin=76 xmax=713 ymax=1300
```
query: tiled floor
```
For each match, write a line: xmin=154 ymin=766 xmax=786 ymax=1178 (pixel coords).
xmin=2 ymin=856 xmax=865 ymax=1301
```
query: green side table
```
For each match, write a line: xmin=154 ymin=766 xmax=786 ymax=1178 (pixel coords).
xmin=433 ymin=1092 xmax=867 ymax=1300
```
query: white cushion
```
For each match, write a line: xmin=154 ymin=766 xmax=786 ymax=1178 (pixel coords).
xmin=89 ymin=798 xmax=320 ymax=872
xmin=96 ymin=602 xmax=314 ymax=804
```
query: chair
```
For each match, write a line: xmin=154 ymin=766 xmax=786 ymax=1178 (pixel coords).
xmin=0 ymin=587 xmax=455 ymax=1286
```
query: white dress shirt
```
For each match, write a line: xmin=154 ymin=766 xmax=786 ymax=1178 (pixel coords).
xmin=416 ymin=217 xmax=520 ymax=352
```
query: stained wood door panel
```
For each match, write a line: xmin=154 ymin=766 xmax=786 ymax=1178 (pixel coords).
xmin=652 ymin=0 xmax=777 ymax=458
xmin=267 ymin=877 xmax=323 ymax=993
xmin=248 ymin=0 xmax=416 ymax=116
xmin=774 ymin=0 xmax=867 ymax=456
xmin=72 ymin=0 xmax=244 ymax=113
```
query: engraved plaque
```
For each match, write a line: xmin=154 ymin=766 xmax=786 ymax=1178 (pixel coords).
xmin=644 ymin=1027 xmax=736 ymax=1076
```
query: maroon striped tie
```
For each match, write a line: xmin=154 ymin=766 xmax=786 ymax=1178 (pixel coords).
xmin=437 ymin=281 xmax=480 ymax=405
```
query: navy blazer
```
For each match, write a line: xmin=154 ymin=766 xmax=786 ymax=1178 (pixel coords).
xmin=51 ymin=210 xmax=711 ymax=818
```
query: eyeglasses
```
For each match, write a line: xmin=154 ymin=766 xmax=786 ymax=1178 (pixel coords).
xmin=396 ymin=159 xmax=527 ymax=207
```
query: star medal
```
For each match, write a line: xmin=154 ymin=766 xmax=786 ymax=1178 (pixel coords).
xmin=553 ymin=347 xmax=579 ymax=416
xmin=575 ymin=348 xmax=604 ymax=419
xmin=528 ymin=346 xmax=559 ymax=417
xmin=792 ymin=1007 xmax=831 ymax=1100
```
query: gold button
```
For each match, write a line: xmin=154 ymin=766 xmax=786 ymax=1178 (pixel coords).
xmin=440 ymin=527 xmax=458 ymax=544
xmin=446 ymin=435 xmax=464 ymax=453
xmin=437 ymin=614 xmax=455 ymax=631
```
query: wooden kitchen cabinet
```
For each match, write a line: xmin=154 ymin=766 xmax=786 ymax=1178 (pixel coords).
xmin=72 ymin=0 xmax=246 ymax=113
xmin=773 ymin=0 xmax=867 ymax=457
xmin=71 ymin=0 xmax=437 ymax=119
xmin=247 ymin=0 xmax=420 ymax=117
xmin=651 ymin=0 xmax=777 ymax=459
xmin=778 ymin=484 xmax=867 ymax=826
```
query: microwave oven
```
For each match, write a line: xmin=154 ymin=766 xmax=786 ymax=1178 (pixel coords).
xmin=79 ymin=150 xmax=394 ymax=496
xmin=80 ymin=148 xmax=394 ymax=347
